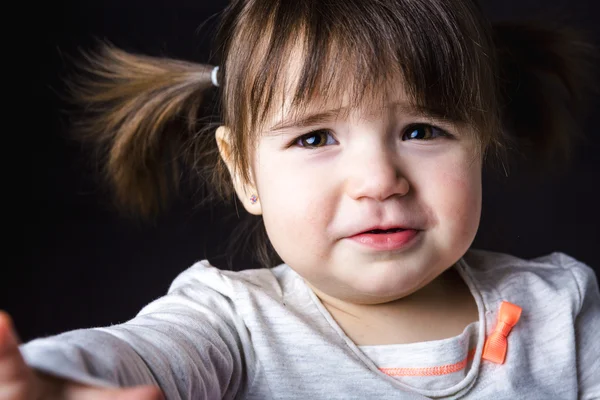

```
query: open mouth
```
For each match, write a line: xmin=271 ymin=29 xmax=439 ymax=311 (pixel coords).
xmin=350 ymin=227 xmax=419 ymax=251
xmin=364 ymin=228 xmax=406 ymax=234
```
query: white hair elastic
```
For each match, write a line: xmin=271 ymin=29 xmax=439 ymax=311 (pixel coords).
xmin=211 ymin=66 xmax=220 ymax=87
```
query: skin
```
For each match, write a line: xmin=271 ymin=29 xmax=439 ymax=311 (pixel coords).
xmin=217 ymin=78 xmax=482 ymax=345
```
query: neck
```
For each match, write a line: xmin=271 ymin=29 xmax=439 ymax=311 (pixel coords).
xmin=310 ymin=267 xmax=478 ymax=345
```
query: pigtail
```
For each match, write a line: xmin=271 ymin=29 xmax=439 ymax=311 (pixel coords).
xmin=492 ymin=21 xmax=599 ymax=166
xmin=65 ymin=42 xmax=220 ymax=218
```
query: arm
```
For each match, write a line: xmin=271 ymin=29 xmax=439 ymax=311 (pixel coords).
xmin=0 ymin=311 xmax=164 ymax=400
xmin=12 ymin=263 xmax=254 ymax=399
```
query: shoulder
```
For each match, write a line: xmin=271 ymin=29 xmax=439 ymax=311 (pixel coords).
xmin=460 ymin=248 xmax=598 ymax=314
xmin=165 ymin=259 xmax=295 ymax=301
xmin=132 ymin=260 xmax=297 ymax=323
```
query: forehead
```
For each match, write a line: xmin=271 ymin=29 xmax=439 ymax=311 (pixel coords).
xmin=223 ymin=0 xmax=498 ymax=150
xmin=257 ymin=42 xmax=412 ymax=133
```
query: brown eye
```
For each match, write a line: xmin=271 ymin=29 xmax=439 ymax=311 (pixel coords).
xmin=295 ymin=130 xmax=337 ymax=148
xmin=402 ymin=124 xmax=448 ymax=141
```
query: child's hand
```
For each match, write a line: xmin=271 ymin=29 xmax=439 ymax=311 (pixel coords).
xmin=0 ymin=311 xmax=164 ymax=400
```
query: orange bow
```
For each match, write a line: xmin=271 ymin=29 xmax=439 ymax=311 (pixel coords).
xmin=482 ymin=301 xmax=522 ymax=364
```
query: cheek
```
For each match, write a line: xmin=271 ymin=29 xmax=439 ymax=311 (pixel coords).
xmin=254 ymin=157 xmax=335 ymax=262
xmin=430 ymin=156 xmax=482 ymax=237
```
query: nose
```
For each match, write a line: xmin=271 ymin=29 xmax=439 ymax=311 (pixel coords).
xmin=345 ymin=145 xmax=410 ymax=201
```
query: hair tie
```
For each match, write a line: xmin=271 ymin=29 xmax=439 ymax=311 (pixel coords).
xmin=211 ymin=66 xmax=220 ymax=87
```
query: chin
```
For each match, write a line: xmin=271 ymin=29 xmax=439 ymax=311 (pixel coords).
xmin=340 ymin=259 xmax=433 ymax=302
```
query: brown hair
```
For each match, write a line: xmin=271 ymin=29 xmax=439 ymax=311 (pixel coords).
xmin=64 ymin=0 xmax=597 ymax=267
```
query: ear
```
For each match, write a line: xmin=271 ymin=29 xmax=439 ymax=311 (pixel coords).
xmin=215 ymin=126 xmax=262 ymax=215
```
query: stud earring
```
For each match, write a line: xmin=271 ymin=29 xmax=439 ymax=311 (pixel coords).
xmin=249 ymin=194 xmax=258 ymax=204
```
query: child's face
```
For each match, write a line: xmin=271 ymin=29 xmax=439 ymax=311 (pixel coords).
xmin=248 ymin=82 xmax=483 ymax=305
xmin=218 ymin=49 xmax=481 ymax=305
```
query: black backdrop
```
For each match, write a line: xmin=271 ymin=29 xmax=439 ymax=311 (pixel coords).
xmin=7 ymin=0 xmax=600 ymax=343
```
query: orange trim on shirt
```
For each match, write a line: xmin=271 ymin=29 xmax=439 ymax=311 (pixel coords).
xmin=379 ymin=348 xmax=477 ymax=377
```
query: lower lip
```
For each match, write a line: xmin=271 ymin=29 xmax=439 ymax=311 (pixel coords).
xmin=348 ymin=229 xmax=420 ymax=251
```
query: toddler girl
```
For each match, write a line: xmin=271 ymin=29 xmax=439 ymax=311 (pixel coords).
xmin=1 ymin=0 xmax=599 ymax=398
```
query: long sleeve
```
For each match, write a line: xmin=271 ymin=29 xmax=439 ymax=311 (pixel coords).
xmin=18 ymin=262 xmax=256 ymax=400
xmin=562 ymin=255 xmax=600 ymax=400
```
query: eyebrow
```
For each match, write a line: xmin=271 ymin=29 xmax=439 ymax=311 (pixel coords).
xmin=268 ymin=102 xmax=452 ymax=132
xmin=269 ymin=109 xmax=346 ymax=131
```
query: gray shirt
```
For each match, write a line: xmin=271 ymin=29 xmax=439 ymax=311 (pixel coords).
xmin=20 ymin=249 xmax=600 ymax=399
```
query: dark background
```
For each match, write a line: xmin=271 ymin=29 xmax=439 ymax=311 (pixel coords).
xmin=7 ymin=0 xmax=600 ymax=343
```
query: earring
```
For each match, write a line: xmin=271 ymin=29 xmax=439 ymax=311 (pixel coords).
xmin=249 ymin=194 xmax=258 ymax=204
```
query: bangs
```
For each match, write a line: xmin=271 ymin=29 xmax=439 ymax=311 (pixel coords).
xmin=219 ymin=0 xmax=502 ymax=173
